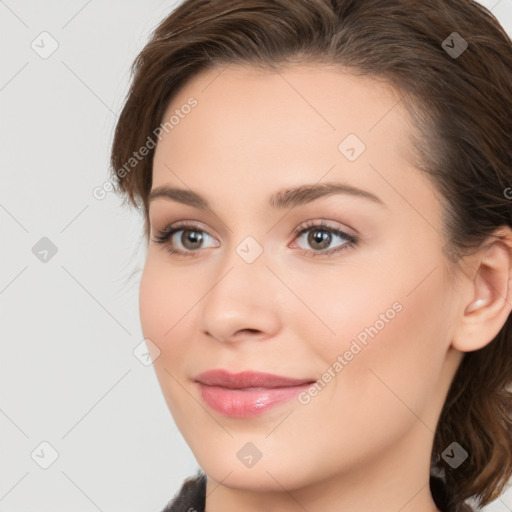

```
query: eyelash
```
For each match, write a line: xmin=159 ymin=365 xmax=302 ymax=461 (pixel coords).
xmin=152 ymin=220 xmax=358 ymax=259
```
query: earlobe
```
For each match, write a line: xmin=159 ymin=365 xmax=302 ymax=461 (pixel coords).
xmin=451 ymin=228 xmax=512 ymax=353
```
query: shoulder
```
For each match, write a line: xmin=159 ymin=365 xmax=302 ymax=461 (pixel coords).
xmin=160 ymin=470 xmax=206 ymax=512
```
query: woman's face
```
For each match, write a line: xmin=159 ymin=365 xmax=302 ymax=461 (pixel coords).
xmin=140 ymin=64 xmax=464 ymax=493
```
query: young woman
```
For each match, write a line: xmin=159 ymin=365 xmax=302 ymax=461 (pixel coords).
xmin=110 ymin=1 xmax=512 ymax=511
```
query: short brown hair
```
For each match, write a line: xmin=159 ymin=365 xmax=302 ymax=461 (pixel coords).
xmin=110 ymin=0 xmax=512 ymax=509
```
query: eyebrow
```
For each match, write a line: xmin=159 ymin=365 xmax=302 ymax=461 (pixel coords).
xmin=149 ymin=182 xmax=386 ymax=210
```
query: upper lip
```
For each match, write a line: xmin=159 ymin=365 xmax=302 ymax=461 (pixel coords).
xmin=194 ymin=369 xmax=316 ymax=389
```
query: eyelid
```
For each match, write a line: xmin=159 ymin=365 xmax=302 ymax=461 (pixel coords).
xmin=291 ymin=219 xmax=357 ymax=241
xmin=152 ymin=219 xmax=218 ymax=242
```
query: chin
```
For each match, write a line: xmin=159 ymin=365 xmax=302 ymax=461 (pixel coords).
xmin=194 ymin=445 xmax=320 ymax=492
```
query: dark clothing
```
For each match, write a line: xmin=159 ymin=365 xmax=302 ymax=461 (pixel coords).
xmin=161 ymin=471 xmax=206 ymax=512
xmin=160 ymin=471 xmax=475 ymax=512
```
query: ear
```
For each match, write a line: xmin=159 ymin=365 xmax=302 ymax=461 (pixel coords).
xmin=451 ymin=226 xmax=512 ymax=353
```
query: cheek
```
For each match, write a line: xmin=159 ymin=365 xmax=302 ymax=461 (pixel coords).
xmin=138 ymin=257 xmax=197 ymax=364
xmin=138 ymin=257 xmax=202 ymax=423
xmin=291 ymin=249 xmax=450 ymax=420
xmin=139 ymin=261 xmax=169 ymax=344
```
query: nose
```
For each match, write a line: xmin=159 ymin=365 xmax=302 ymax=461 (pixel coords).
xmin=199 ymin=244 xmax=282 ymax=344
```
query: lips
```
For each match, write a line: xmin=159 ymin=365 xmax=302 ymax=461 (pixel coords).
xmin=195 ymin=369 xmax=315 ymax=388
xmin=194 ymin=369 xmax=316 ymax=418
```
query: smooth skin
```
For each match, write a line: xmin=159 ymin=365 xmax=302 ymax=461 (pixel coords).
xmin=139 ymin=64 xmax=512 ymax=512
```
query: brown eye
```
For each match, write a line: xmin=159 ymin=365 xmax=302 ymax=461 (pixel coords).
xmin=179 ymin=229 xmax=205 ymax=250
xmin=306 ymin=230 xmax=333 ymax=250
xmin=152 ymin=222 xmax=219 ymax=257
xmin=293 ymin=221 xmax=357 ymax=256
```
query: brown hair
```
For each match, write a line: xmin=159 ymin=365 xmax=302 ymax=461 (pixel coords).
xmin=110 ymin=0 xmax=512 ymax=509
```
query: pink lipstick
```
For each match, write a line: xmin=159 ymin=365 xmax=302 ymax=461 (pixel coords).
xmin=194 ymin=369 xmax=315 ymax=418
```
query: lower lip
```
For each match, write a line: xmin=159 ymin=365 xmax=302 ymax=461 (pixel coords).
xmin=197 ymin=382 xmax=312 ymax=418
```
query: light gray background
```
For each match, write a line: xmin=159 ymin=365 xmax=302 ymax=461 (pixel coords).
xmin=1 ymin=1 xmax=512 ymax=511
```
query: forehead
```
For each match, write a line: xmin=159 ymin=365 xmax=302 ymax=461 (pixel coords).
xmin=157 ymin=63 xmax=410 ymax=152
xmin=150 ymin=64 xmax=436 ymax=222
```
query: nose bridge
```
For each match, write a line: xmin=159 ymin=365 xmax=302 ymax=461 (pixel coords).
xmin=216 ymin=232 xmax=269 ymax=289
